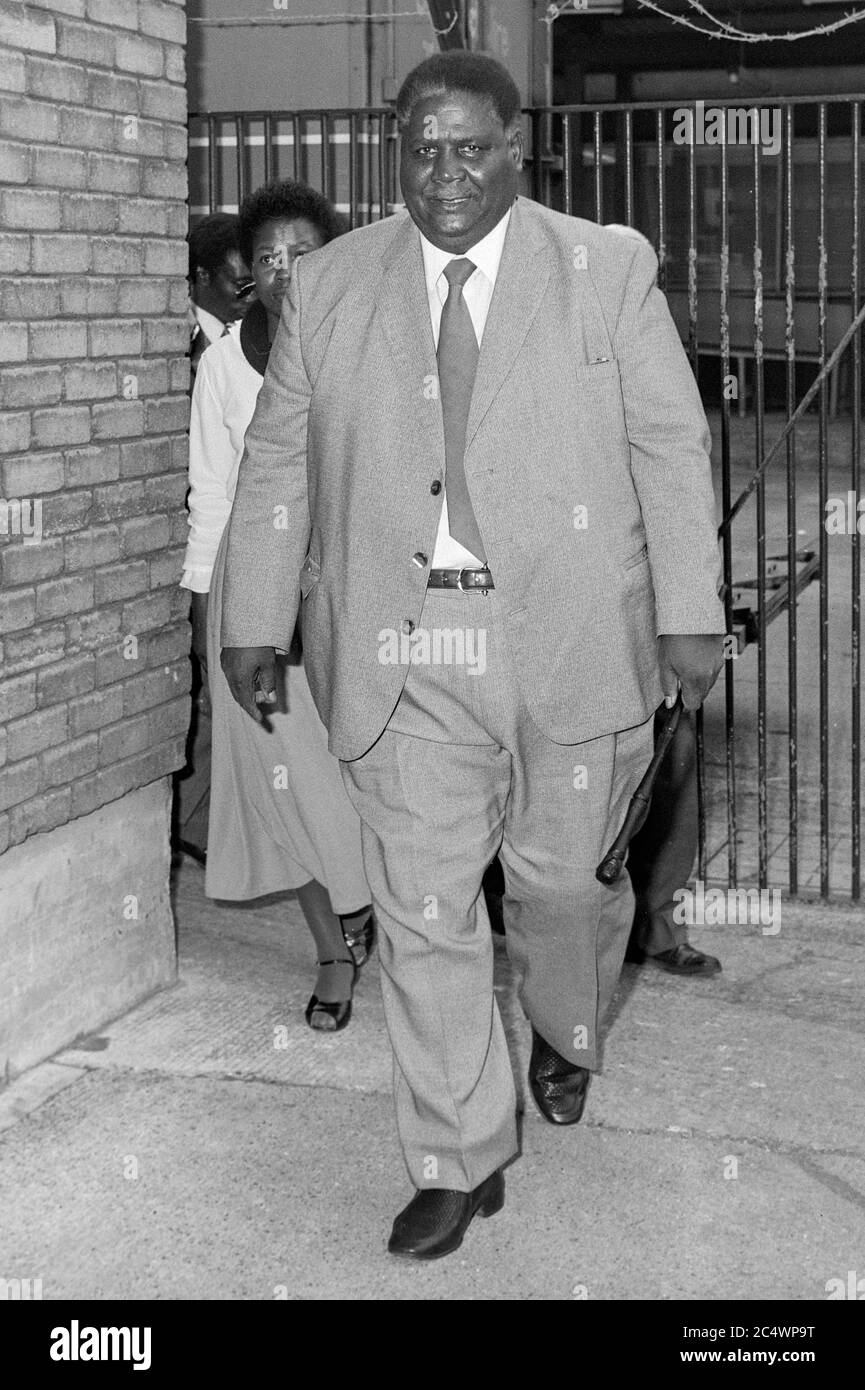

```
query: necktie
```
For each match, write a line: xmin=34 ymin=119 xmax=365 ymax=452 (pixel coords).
xmin=438 ymin=258 xmax=485 ymax=560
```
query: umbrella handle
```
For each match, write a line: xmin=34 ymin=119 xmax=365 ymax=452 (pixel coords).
xmin=595 ymin=693 xmax=684 ymax=886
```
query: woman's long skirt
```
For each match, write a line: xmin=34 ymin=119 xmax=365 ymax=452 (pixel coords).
xmin=203 ymin=529 xmax=368 ymax=912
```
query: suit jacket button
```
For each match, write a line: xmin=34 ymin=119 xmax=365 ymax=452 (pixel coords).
xmin=401 ymin=619 xmax=415 ymax=635
xmin=430 ymin=480 xmax=442 ymax=495
xmin=412 ymin=552 xmax=427 ymax=568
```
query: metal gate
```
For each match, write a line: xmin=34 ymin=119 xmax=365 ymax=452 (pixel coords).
xmin=189 ymin=97 xmax=865 ymax=901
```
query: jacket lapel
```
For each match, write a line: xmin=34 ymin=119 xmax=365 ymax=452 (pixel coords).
xmin=466 ymin=198 xmax=551 ymax=449
xmin=376 ymin=215 xmax=442 ymax=455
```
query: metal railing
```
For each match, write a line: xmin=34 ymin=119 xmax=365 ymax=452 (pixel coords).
xmin=188 ymin=109 xmax=400 ymax=225
xmin=189 ymin=97 xmax=865 ymax=900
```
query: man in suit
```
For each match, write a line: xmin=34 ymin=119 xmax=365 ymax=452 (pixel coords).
xmin=221 ymin=52 xmax=725 ymax=1260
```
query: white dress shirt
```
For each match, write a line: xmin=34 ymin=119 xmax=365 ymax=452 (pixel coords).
xmin=419 ymin=206 xmax=511 ymax=568
xmin=190 ymin=303 xmax=237 ymax=347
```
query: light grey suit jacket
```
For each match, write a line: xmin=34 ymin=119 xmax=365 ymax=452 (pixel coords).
xmin=221 ymin=196 xmax=724 ymax=760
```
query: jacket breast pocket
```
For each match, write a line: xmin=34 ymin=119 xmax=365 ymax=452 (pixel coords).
xmin=572 ymin=359 xmax=620 ymax=387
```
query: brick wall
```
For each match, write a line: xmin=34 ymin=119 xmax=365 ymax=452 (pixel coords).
xmin=0 ymin=0 xmax=190 ymax=855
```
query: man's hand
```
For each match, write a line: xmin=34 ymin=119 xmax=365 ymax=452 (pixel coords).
xmin=658 ymin=633 xmax=724 ymax=711
xmin=221 ymin=646 xmax=278 ymax=724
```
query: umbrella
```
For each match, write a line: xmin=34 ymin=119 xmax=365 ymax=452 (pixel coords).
xmin=595 ymin=691 xmax=684 ymax=885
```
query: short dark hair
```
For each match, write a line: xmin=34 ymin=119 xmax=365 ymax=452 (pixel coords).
xmin=237 ymin=179 xmax=346 ymax=266
xmin=188 ymin=212 xmax=242 ymax=280
xmin=395 ymin=51 xmax=521 ymax=131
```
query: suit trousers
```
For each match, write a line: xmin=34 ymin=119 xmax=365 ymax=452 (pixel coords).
xmin=340 ymin=588 xmax=655 ymax=1191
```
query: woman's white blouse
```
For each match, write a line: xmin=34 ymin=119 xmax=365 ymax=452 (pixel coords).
xmin=180 ymin=330 xmax=264 ymax=594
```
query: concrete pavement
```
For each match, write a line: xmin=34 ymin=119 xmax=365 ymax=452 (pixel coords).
xmin=0 ymin=855 xmax=863 ymax=1300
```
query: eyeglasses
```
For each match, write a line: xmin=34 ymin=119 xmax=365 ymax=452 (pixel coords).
xmin=234 ymin=280 xmax=256 ymax=300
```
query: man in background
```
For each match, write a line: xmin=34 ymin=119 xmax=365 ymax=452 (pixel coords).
xmin=626 ymin=710 xmax=722 ymax=975
xmin=188 ymin=212 xmax=253 ymax=379
xmin=176 ymin=213 xmax=254 ymax=856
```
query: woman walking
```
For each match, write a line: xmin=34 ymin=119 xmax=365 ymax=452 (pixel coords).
xmin=181 ymin=180 xmax=374 ymax=1031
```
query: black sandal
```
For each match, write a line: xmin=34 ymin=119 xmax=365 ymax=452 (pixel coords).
xmin=305 ymin=957 xmax=357 ymax=1032
xmin=342 ymin=911 xmax=376 ymax=971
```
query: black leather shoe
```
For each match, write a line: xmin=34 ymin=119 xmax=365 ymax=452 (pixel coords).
xmin=387 ymin=1170 xmax=504 ymax=1260
xmin=649 ymin=943 xmax=722 ymax=976
xmin=529 ymin=1027 xmax=591 ymax=1126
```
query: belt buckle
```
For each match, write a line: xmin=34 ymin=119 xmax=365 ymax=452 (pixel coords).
xmin=456 ymin=567 xmax=472 ymax=592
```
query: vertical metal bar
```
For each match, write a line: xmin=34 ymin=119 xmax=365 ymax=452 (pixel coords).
xmin=364 ymin=112 xmax=373 ymax=226
xmin=263 ymin=113 xmax=273 ymax=185
xmin=593 ymin=109 xmax=602 ymax=221
xmin=320 ymin=112 xmax=329 ymax=199
xmin=562 ymin=112 xmax=573 ymax=216
xmin=719 ymin=119 xmax=737 ymax=887
xmin=623 ymin=107 xmax=633 ymax=226
xmin=348 ymin=112 xmax=358 ymax=230
xmin=531 ymin=108 xmax=542 ymax=202
xmin=687 ymin=111 xmax=706 ymax=880
xmin=545 ymin=110 xmax=554 ymax=208
xmin=378 ymin=111 xmax=388 ymax=221
xmin=656 ymin=109 xmax=666 ymax=292
xmin=235 ymin=114 xmax=245 ymax=207
xmin=292 ymin=112 xmax=302 ymax=181
xmin=817 ymin=103 xmax=830 ymax=897
xmin=852 ymin=101 xmax=862 ymax=899
xmin=207 ymin=115 xmax=217 ymax=213
xmin=753 ymin=138 xmax=768 ymax=889
xmin=687 ymin=119 xmax=698 ymax=373
xmin=784 ymin=104 xmax=799 ymax=897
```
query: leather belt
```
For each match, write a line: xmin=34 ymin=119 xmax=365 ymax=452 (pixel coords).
xmin=427 ymin=567 xmax=494 ymax=591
